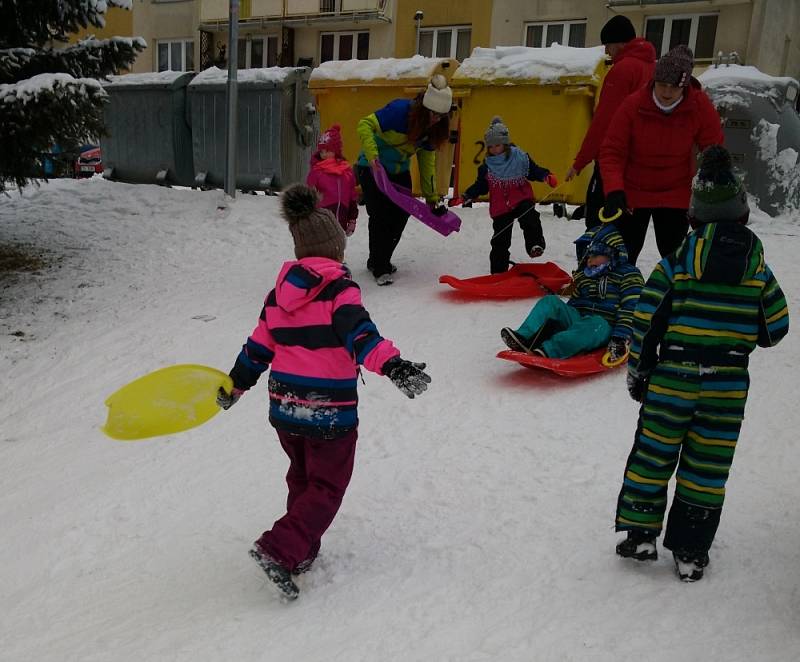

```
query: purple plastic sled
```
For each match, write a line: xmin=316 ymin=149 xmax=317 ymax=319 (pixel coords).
xmin=372 ymin=163 xmax=461 ymax=237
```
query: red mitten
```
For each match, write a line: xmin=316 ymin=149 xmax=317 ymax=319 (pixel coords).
xmin=545 ymin=173 xmax=558 ymax=188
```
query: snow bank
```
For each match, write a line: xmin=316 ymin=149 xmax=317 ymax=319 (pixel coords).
xmin=699 ymin=64 xmax=799 ymax=109
xmin=453 ymin=44 xmax=606 ymax=84
xmin=309 ymin=55 xmax=452 ymax=83
xmin=0 ymin=73 xmax=104 ymax=104
xmin=189 ymin=66 xmax=303 ymax=86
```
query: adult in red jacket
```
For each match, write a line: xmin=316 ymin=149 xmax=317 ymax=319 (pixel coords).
xmin=566 ymin=15 xmax=656 ymax=230
xmin=599 ymin=45 xmax=724 ymax=265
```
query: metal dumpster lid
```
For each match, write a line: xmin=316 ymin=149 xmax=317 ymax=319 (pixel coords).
xmin=103 ymin=71 xmax=196 ymax=90
xmin=188 ymin=66 xmax=309 ymax=89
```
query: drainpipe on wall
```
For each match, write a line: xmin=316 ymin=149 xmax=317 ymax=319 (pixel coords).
xmin=224 ymin=0 xmax=240 ymax=198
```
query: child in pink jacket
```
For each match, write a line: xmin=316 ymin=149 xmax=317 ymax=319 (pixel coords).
xmin=306 ymin=124 xmax=359 ymax=235
xmin=216 ymin=184 xmax=430 ymax=601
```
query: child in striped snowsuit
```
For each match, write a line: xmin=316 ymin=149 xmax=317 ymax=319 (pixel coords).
xmin=216 ymin=184 xmax=431 ymax=600
xmin=615 ymin=146 xmax=789 ymax=581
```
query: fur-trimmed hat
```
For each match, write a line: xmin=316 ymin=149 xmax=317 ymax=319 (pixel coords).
xmin=316 ymin=123 xmax=343 ymax=157
xmin=600 ymin=15 xmax=636 ymax=45
xmin=484 ymin=116 xmax=510 ymax=147
xmin=655 ymin=45 xmax=694 ymax=88
xmin=689 ymin=145 xmax=750 ymax=224
xmin=422 ymin=74 xmax=453 ymax=114
xmin=281 ymin=184 xmax=346 ymax=261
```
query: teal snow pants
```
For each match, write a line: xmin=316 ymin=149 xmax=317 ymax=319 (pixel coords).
xmin=516 ymin=295 xmax=611 ymax=359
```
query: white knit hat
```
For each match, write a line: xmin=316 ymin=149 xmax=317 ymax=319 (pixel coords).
xmin=422 ymin=74 xmax=453 ymax=114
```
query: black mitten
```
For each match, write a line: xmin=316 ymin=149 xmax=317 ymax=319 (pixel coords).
xmin=626 ymin=372 xmax=648 ymax=403
xmin=606 ymin=337 xmax=629 ymax=363
xmin=216 ymin=386 xmax=244 ymax=410
xmin=603 ymin=190 xmax=628 ymax=218
xmin=382 ymin=357 xmax=432 ymax=399
xmin=430 ymin=204 xmax=448 ymax=217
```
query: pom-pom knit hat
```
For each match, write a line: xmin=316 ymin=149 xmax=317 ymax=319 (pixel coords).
xmin=281 ymin=184 xmax=346 ymax=261
xmin=316 ymin=124 xmax=343 ymax=157
xmin=689 ymin=145 xmax=750 ymax=223
xmin=484 ymin=116 xmax=510 ymax=147
xmin=422 ymin=74 xmax=453 ymax=114
xmin=654 ymin=45 xmax=694 ymax=88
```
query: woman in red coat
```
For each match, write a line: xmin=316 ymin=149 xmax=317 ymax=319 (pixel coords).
xmin=599 ymin=45 xmax=724 ymax=265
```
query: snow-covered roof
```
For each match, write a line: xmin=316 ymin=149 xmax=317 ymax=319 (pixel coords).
xmin=452 ymin=45 xmax=606 ymax=85
xmin=188 ymin=66 xmax=305 ymax=86
xmin=309 ymin=55 xmax=453 ymax=85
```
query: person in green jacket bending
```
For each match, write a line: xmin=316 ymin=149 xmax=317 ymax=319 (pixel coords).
xmin=356 ymin=74 xmax=452 ymax=286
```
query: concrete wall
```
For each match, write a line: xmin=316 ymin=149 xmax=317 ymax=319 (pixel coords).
xmin=748 ymin=0 xmax=800 ymax=78
xmin=394 ymin=0 xmax=493 ymax=57
xmin=131 ymin=0 xmax=199 ymax=74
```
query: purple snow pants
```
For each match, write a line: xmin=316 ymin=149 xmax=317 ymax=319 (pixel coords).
xmin=256 ymin=428 xmax=357 ymax=572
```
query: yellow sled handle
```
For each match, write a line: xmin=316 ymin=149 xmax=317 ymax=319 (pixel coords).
xmin=601 ymin=349 xmax=629 ymax=368
xmin=598 ymin=207 xmax=623 ymax=224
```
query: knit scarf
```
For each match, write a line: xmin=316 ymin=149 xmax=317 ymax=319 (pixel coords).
xmin=313 ymin=157 xmax=352 ymax=175
xmin=486 ymin=145 xmax=529 ymax=183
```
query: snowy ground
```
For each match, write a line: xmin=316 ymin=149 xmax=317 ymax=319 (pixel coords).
xmin=2 ymin=177 xmax=799 ymax=661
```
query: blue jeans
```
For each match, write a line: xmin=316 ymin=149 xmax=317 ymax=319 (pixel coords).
xmin=516 ymin=295 xmax=611 ymax=358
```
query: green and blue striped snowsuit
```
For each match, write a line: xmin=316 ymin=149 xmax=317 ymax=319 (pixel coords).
xmin=616 ymin=221 xmax=789 ymax=556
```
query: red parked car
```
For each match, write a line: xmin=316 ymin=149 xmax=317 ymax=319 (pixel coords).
xmin=74 ymin=144 xmax=102 ymax=178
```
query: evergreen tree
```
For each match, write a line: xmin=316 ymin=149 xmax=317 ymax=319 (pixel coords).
xmin=0 ymin=1 xmax=145 ymax=192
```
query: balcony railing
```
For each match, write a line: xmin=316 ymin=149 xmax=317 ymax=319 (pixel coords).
xmin=199 ymin=0 xmax=390 ymax=28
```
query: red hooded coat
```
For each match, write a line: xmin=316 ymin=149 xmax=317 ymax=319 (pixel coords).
xmin=599 ymin=79 xmax=724 ymax=209
xmin=572 ymin=38 xmax=656 ymax=173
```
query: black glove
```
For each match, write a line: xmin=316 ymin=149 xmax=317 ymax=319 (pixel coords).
xmin=603 ymin=190 xmax=628 ymax=219
xmin=430 ymin=204 xmax=448 ymax=217
xmin=606 ymin=337 xmax=629 ymax=363
xmin=216 ymin=386 xmax=243 ymax=410
xmin=382 ymin=357 xmax=431 ymax=399
xmin=626 ymin=372 xmax=648 ymax=403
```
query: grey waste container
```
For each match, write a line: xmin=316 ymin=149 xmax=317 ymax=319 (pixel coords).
xmin=187 ymin=67 xmax=317 ymax=191
xmin=101 ymin=71 xmax=196 ymax=187
xmin=700 ymin=66 xmax=800 ymax=216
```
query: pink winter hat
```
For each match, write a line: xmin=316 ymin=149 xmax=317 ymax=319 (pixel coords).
xmin=316 ymin=124 xmax=343 ymax=156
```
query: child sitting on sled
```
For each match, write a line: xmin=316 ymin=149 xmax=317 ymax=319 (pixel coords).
xmin=500 ymin=223 xmax=643 ymax=361
xmin=462 ymin=116 xmax=558 ymax=274
xmin=306 ymin=124 xmax=359 ymax=236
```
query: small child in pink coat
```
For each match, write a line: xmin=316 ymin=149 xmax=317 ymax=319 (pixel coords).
xmin=216 ymin=184 xmax=430 ymax=601
xmin=306 ymin=124 xmax=359 ymax=236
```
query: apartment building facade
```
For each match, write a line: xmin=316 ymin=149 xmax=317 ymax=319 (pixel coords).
xmin=126 ymin=0 xmax=798 ymax=80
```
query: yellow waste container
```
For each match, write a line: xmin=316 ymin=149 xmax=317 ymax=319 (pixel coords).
xmin=309 ymin=56 xmax=459 ymax=198
xmin=451 ymin=45 xmax=608 ymax=206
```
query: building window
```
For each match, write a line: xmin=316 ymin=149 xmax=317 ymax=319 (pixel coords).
xmin=157 ymin=39 xmax=194 ymax=72
xmin=417 ymin=26 xmax=471 ymax=61
xmin=644 ymin=14 xmax=718 ymax=59
xmin=320 ymin=31 xmax=369 ymax=63
xmin=237 ymin=36 xmax=279 ymax=69
xmin=525 ymin=21 xmax=586 ymax=48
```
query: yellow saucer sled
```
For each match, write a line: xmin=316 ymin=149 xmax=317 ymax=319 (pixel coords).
xmin=102 ymin=364 xmax=233 ymax=440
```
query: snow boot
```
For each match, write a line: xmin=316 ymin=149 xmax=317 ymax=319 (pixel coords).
xmin=367 ymin=258 xmax=397 ymax=274
xmin=249 ymin=545 xmax=299 ymax=601
xmin=376 ymin=273 xmax=394 ymax=286
xmin=673 ymin=551 xmax=709 ymax=582
xmin=501 ymin=327 xmax=532 ymax=353
xmin=616 ymin=530 xmax=658 ymax=561
xmin=292 ymin=554 xmax=317 ymax=576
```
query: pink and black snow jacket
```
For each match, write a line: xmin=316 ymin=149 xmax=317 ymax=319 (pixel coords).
xmin=229 ymin=257 xmax=400 ymax=438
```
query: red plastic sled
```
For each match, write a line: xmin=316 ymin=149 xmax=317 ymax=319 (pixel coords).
xmin=497 ymin=348 xmax=619 ymax=377
xmin=439 ymin=262 xmax=571 ymax=298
